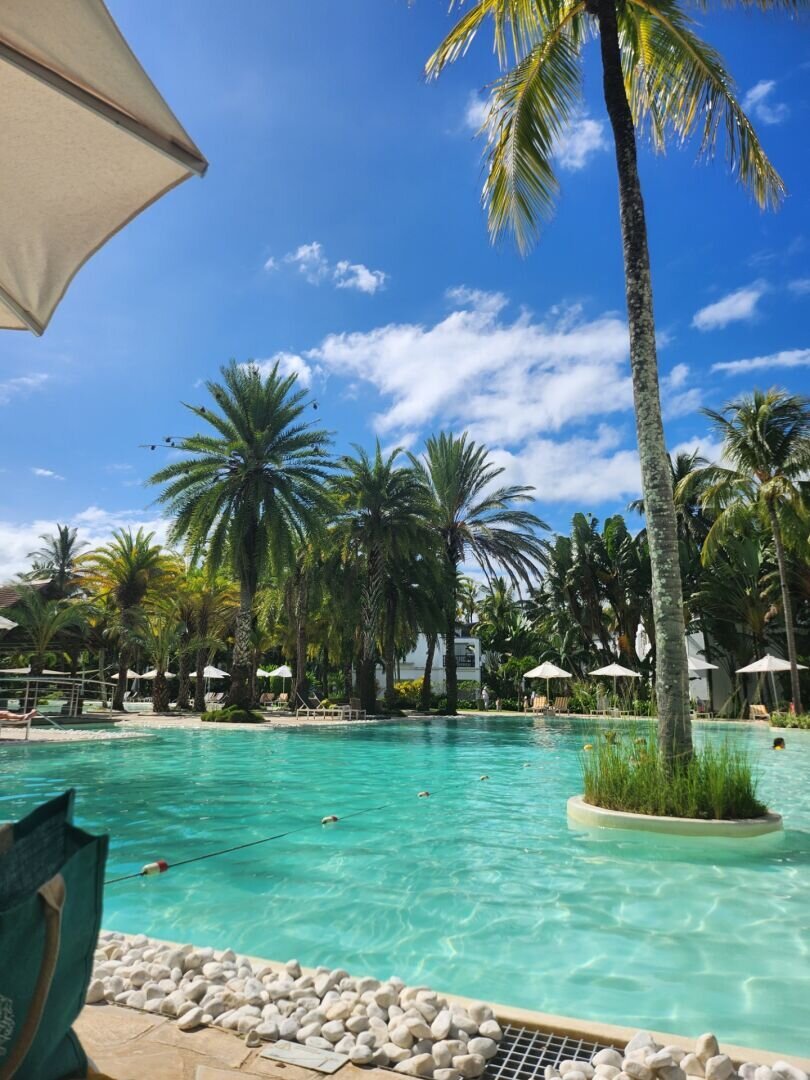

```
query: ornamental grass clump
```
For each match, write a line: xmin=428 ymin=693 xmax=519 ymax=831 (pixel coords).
xmin=582 ymin=729 xmax=767 ymax=820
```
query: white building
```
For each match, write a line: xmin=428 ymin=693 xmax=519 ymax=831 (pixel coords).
xmin=381 ymin=632 xmax=482 ymax=691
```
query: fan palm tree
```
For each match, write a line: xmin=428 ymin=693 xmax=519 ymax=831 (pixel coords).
xmin=26 ymin=523 xmax=87 ymax=598
xmin=681 ymin=389 xmax=810 ymax=712
xmin=149 ymin=361 xmax=332 ymax=709
xmin=411 ymin=432 xmax=547 ymax=714
xmin=79 ymin=528 xmax=172 ymax=710
xmin=427 ymin=2 xmax=785 ymax=760
xmin=334 ymin=442 xmax=432 ymax=712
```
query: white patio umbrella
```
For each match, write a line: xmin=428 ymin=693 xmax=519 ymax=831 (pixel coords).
xmin=736 ymin=654 xmax=807 ymax=710
xmin=0 ymin=1 xmax=207 ymax=335
xmin=189 ymin=666 xmax=230 ymax=679
xmin=0 ymin=616 xmax=18 ymax=631
xmin=687 ymin=655 xmax=719 ymax=673
xmin=590 ymin=662 xmax=640 ymax=704
xmin=524 ymin=661 xmax=573 ymax=703
xmin=110 ymin=669 xmax=141 ymax=680
xmin=0 ymin=666 xmax=64 ymax=675
xmin=140 ymin=669 xmax=176 ymax=680
xmin=266 ymin=664 xmax=293 ymax=694
xmin=256 ymin=668 xmax=274 ymax=678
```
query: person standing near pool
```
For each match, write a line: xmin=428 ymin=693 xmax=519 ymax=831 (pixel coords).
xmin=482 ymin=687 xmax=490 ymax=710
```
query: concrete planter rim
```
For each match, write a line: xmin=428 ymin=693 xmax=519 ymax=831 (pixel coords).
xmin=567 ymin=794 xmax=783 ymax=837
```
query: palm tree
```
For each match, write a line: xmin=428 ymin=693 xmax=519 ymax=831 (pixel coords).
xmin=149 ymin=361 xmax=332 ymax=710
xmin=682 ymin=390 xmax=810 ymax=712
xmin=411 ymin=432 xmax=546 ymax=714
xmin=2 ymin=588 xmax=86 ymax=676
xmin=136 ymin=603 xmax=183 ymax=713
xmin=456 ymin=576 xmax=479 ymax=631
xmin=26 ymin=523 xmax=87 ymax=598
xmin=80 ymin=528 xmax=171 ymax=710
xmin=427 ymin=1 xmax=784 ymax=761
xmin=334 ymin=442 xmax=432 ymax=712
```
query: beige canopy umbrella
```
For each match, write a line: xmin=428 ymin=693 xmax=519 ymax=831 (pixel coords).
xmin=111 ymin=669 xmax=141 ymax=680
xmin=687 ymin=655 xmax=719 ymax=673
xmin=590 ymin=662 xmax=640 ymax=702
xmin=140 ymin=669 xmax=176 ymax=680
xmin=0 ymin=615 xmax=18 ymax=631
xmin=0 ymin=0 xmax=207 ymax=334
xmin=737 ymin=654 xmax=807 ymax=709
xmin=524 ymin=661 xmax=573 ymax=703
xmin=0 ymin=666 xmax=63 ymax=675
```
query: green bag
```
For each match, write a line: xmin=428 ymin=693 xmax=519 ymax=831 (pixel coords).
xmin=0 ymin=791 xmax=108 ymax=1080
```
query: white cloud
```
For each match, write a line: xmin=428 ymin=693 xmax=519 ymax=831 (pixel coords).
xmin=743 ymin=80 xmax=789 ymax=126
xmin=253 ymin=351 xmax=315 ymax=387
xmin=0 ymin=373 xmax=49 ymax=406
xmin=692 ymin=282 xmax=767 ymax=331
xmin=661 ymin=363 xmax=701 ymax=418
xmin=712 ymin=347 xmax=810 ymax=375
xmin=304 ymin=287 xmax=632 ymax=445
xmin=264 ymin=241 xmax=387 ymax=294
xmin=31 ymin=467 xmax=64 ymax=480
xmin=463 ymin=91 xmax=489 ymax=132
xmin=105 ymin=463 xmax=134 ymax=473
xmin=0 ymin=508 xmax=171 ymax=582
xmin=556 ymin=116 xmax=608 ymax=170
xmin=788 ymin=278 xmax=810 ymax=296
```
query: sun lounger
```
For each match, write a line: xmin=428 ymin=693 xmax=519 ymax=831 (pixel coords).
xmin=532 ymin=695 xmax=548 ymax=713
xmin=749 ymin=703 xmax=770 ymax=722
xmin=259 ymin=692 xmax=275 ymax=706
xmin=552 ymin=696 xmax=570 ymax=714
xmin=0 ymin=710 xmax=36 ymax=740
xmin=348 ymin=697 xmax=366 ymax=721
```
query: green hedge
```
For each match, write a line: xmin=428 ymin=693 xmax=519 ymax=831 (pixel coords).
xmin=771 ymin=712 xmax=810 ymax=729
xmin=202 ymin=706 xmax=264 ymax=724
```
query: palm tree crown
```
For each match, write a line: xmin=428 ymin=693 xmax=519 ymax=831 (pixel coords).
xmin=27 ymin=523 xmax=87 ymax=598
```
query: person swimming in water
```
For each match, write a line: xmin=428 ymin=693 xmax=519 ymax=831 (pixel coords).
xmin=773 ymin=737 xmax=786 ymax=750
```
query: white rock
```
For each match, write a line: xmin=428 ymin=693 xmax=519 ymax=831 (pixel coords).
xmin=177 ymin=1007 xmax=205 ymax=1031
xmin=357 ymin=1031 xmax=376 ymax=1048
xmin=625 ymin=1063 xmax=653 ymax=1080
xmin=454 ymin=1015 xmax=479 ymax=1036
xmin=396 ymin=1053 xmax=436 ymax=1077
xmin=348 ymin=1015 xmax=371 ymax=1034
xmin=406 ymin=1017 xmax=433 ymax=1041
xmin=565 ymin=1072 xmax=588 ymax=1080
xmin=596 ymin=1067 xmax=621 ymax=1080
xmin=435 ymin=1071 xmax=461 ymax=1080
xmin=739 ymin=1066 xmax=758 ymax=1080
xmin=656 ymin=1068 xmax=685 ymax=1080
xmin=682 ymin=1056 xmax=704 ymax=1078
xmin=350 ymin=1044 xmax=374 ymax=1065
xmin=297 ymin=1022 xmax=322 ymax=1043
xmin=307 ymin=1037 xmax=334 ymax=1050
xmin=256 ymin=1020 xmax=280 ymax=1041
xmin=279 ymin=1018 xmax=300 ymax=1039
xmin=432 ymin=1011 xmax=453 ymax=1040
xmin=546 ymin=1068 xmax=561 ymax=1080
xmin=468 ymin=1003 xmax=493 ymax=1025
xmin=327 ymin=1001 xmax=353 ymax=1021
xmin=286 ymin=959 xmax=302 ymax=978
xmin=648 ymin=1053 xmax=677 ymax=1071
xmin=628 ymin=1035 xmax=659 ymax=1055
xmin=468 ymin=1038 xmax=498 ymax=1061
xmin=160 ymin=990 xmax=188 ymax=1017
xmin=562 ymin=1064 xmax=594 ymax=1079
xmin=453 ymin=1053 xmax=487 ymax=1079
xmin=704 ymin=1058 xmax=734 ymax=1080
xmin=477 ymin=1019 xmax=501 ymax=1040
xmin=246 ymin=1030 xmax=262 ymax=1048
xmin=695 ymin=1038 xmax=720 ymax=1067
xmin=144 ymin=997 xmax=165 ymax=1014
xmin=595 ymin=1053 xmax=626 ymax=1071
xmin=86 ymin=979 xmax=105 ymax=1004
xmin=321 ymin=1020 xmax=345 ymax=1044
xmin=384 ymin=1043 xmax=413 ymax=1064
xmin=335 ymin=1035 xmax=356 ymax=1055
xmin=202 ymin=962 xmax=224 ymax=978
xmin=390 ymin=1025 xmax=415 ymax=1049
xmin=773 ymin=1065 xmax=808 ymax=1080
xmin=755 ymin=1069 xmax=775 ymax=1080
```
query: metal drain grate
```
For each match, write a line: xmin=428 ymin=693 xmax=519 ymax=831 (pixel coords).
xmin=485 ymin=1024 xmax=617 ymax=1080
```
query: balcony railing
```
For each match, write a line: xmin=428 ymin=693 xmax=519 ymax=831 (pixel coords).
xmin=443 ymin=652 xmax=477 ymax=668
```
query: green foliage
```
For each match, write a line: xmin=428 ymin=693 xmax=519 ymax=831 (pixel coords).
xmin=581 ymin=729 xmax=767 ymax=820
xmin=771 ymin=712 xmax=810 ymax=730
xmin=202 ymin=706 xmax=264 ymax=724
xmin=569 ymin=680 xmax=597 ymax=715
xmin=393 ymin=679 xmax=424 ymax=708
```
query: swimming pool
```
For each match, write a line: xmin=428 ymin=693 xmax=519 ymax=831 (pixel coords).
xmin=2 ymin=717 xmax=808 ymax=1056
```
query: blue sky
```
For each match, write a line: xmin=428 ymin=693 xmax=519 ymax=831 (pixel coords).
xmin=1 ymin=3 xmax=809 ymax=577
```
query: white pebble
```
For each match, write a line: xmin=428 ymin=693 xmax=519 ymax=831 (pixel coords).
xmin=477 ymin=1019 xmax=501 ymax=1040
xmin=682 ymin=1057 xmax=704 ymax=1078
xmin=705 ymin=1058 xmax=734 ymax=1080
xmin=454 ymin=1053 xmax=487 ymax=1079
xmin=350 ymin=1044 xmax=374 ymax=1065
xmin=177 ymin=1007 xmax=205 ymax=1031
xmin=695 ymin=1037 xmax=720 ymax=1068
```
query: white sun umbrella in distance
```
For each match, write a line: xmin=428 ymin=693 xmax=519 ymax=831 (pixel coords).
xmin=0 ymin=666 xmax=64 ymax=675
xmin=736 ymin=654 xmax=808 ymax=710
xmin=0 ymin=615 xmax=18 ymax=631
xmin=188 ymin=666 xmax=230 ymax=679
xmin=0 ymin=1 xmax=207 ymax=335
xmin=590 ymin=662 xmax=641 ymax=704
xmin=267 ymin=664 xmax=293 ymax=694
xmin=110 ymin=669 xmax=141 ymax=680
xmin=140 ymin=669 xmax=176 ymax=680
xmin=687 ymin=655 xmax=719 ymax=672
xmin=524 ymin=661 xmax=573 ymax=704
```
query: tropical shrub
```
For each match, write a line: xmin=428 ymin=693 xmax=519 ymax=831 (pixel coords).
xmin=202 ymin=706 xmax=264 ymax=724
xmin=393 ymin=679 xmax=423 ymax=708
xmin=581 ymin=729 xmax=767 ymax=820
xmin=569 ymin=681 xmax=597 ymax=715
xmin=771 ymin=713 xmax=810 ymax=730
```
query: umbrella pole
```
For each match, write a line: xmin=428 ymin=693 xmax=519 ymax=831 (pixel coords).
xmin=769 ymin=671 xmax=778 ymax=714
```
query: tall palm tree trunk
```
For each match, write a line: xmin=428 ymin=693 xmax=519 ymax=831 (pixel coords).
xmin=420 ymin=632 xmax=436 ymax=713
xmin=444 ymin=566 xmax=458 ymax=714
xmin=176 ymin=649 xmax=191 ymax=711
xmin=98 ymin=646 xmax=108 ymax=708
xmin=766 ymin=504 xmax=803 ymax=712
xmin=112 ymin=649 xmax=128 ymax=711
xmin=152 ymin=672 xmax=170 ymax=714
xmin=228 ymin=582 xmax=253 ymax=709
xmin=596 ymin=0 xmax=691 ymax=763
xmin=194 ymin=648 xmax=206 ymax=711
xmin=383 ymin=590 xmax=398 ymax=710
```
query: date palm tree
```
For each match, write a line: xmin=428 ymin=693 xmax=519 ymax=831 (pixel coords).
xmin=2 ymin=588 xmax=86 ymax=677
xmin=149 ymin=361 xmax=332 ymax=710
xmin=682 ymin=389 xmax=810 ymax=713
xmin=411 ymin=432 xmax=546 ymax=714
xmin=427 ymin=0 xmax=785 ymax=761
xmin=334 ymin=442 xmax=432 ymax=712
xmin=80 ymin=528 xmax=172 ymax=710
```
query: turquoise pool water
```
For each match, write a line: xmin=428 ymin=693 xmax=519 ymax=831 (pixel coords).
xmin=2 ymin=717 xmax=809 ymax=1056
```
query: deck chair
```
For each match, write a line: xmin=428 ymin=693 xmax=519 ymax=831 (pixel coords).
xmin=532 ymin=695 xmax=548 ymax=713
xmin=596 ymin=691 xmax=609 ymax=716
xmin=749 ymin=703 xmax=770 ymax=722
xmin=0 ymin=709 xmax=36 ymax=740
xmin=348 ymin=697 xmax=366 ymax=721
xmin=259 ymin=692 xmax=275 ymax=706
xmin=272 ymin=692 xmax=290 ymax=712
xmin=553 ymin=696 xmax=570 ymax=714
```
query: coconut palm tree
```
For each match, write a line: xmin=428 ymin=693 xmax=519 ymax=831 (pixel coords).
xmin=149 ymin=361 xmax=332 ymax=710
xmin=427 ymin=1 xmax=784 ymax=761
xmin=26 ymin=523 xmax=87 ymax=598
xmin=334 ymin=442 xmax=432 ymax=712
xmin=2 ymin=588 xmax=86 ymax=676
xmin=80 ymin=528 xmax=172 ymax=710
xmin=682 ymin=389 xmax=810 ymax=712
xmin=411 ymin=432 xmax=546 ymax=714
